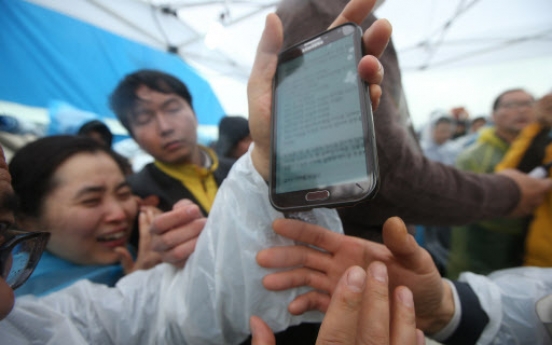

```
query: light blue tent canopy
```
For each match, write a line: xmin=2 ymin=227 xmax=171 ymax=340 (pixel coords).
xmin=0 ymin=0 xmax=225 ymax=142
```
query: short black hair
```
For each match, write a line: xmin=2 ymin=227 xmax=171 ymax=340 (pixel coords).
xmin=471 ymin=116 xmax=487 ymax=125
xmin=109 ymin=69 xmax=193 ymax=134
xmin=9 ymin=135 xmax=127 ymax=219
xmin=215 ymin=116 xmax=250 ymax=158
xmin=492 ymin=88 xmax=528 ymax=111
xmin=435 ymin=116 xmax=453 ymax=126
xmin=77 ymin=120 xmax=113 ymax=147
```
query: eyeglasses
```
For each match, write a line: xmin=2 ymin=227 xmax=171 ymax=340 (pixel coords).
xmin=499 ymin=100 xmax=535 ymax=109
xmin=0 ymin=229 xmax=50 ymax=290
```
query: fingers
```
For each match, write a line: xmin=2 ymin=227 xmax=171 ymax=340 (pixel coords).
xmin=358 ymin=56 xmax=384 ymax=110
xmin=382 ymin=217 xmax=414 ymax=255
xmin=540 ymin=178 xmax=552 ymax=190
xmin=148 ymin=203 xmax=204 ymax=266
xmin=262 ymin=267 xmax=333 ymax=293
xmin=328 ymin=0 xmax=377 ymax=29
xmin=326 ymin=0 xmax=391 ymax=113
xmin=151 ymin=217 xmax=205 ymax=264
xmin=362 ymin=18 xmax=392 ymax=58
xmin=315 ymin=265 xmax=367 ymax=345
xmin=498 ymin=169 xmax=552 ymax=208
xmin=248 ymin=13 xmax=283 ymax=107
xmin=138 ymin=207 xmax=156 ymax=245
xmin=150 ymin=203 xmax=203 ymax=235
xmin=369 ymin=84 xmax=383 ymax=110
xmin=135 ymin=207 xmax=158 ymax=265
xmin=416 ymin=330 xmax=426 ymax=345
xmin=250 ymin=316 xmax=276 ymax=345
xmin=357 ymin=18 xmax=392 ymax=107
xmin=151 ymin=217 xmax=205 ymax=251
xmin=139 ymin=195 xmax=160 ymax=207
xmin=172 ymin=198 xmax=196 ymax=210
xmin=114 ymin=247 xmax=134 ymax=274
xmin=355 ymin=262 xmax=390 ymax=344
xmin=247 ymin=13 xmax=283 ymax=180
xmin=252 ymin=13 xmax=283 ymax=71
xmin=288 ymin=290 xmax=331 ymax=315
xmin=257 ymin=243 xmax=332 ymax=271
xmin=314 ymin=262 xmax=420 ymax=345
xmin=382 ymin=217 xmax=429 ymax=269
xmin=272 ymin=219 xmax=343 ymax=253
xmin=358 ymin=55 xmax=384 ymax=86
xmin=161 ymin=237 xmax=199 ymax=267
xmin=390 ymin=287 xmax=418 ymax=345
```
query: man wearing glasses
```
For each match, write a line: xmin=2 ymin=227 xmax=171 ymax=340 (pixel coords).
xmin=447 ymin=89 xmax=536 ymax=279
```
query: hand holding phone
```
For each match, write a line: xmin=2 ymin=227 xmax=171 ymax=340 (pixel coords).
xmin=269 ymin=23 xmax=379 ymax=212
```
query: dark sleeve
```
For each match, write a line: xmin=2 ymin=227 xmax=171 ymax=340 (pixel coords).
xmin=371 ymin=98 xmax=520 ymax=227
xmin=443 ymin=281 xmax=490 ymax=345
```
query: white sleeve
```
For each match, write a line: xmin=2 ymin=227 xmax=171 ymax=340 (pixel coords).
xmin=0 ymin=148 xmax=343 ymax=345
xmin=459 ymin=266 xmax=552 ymax=345
xmin=1 ymin=267 xmax=165 ymax=345
xmin=156 ymin=147 xmax=343 ymax=344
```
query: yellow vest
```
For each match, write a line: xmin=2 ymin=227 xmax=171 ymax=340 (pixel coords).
xmin=496 ymin=122 xmax=552 ymax=267
xmin=154 ymin=146 xmax=219 ymax=213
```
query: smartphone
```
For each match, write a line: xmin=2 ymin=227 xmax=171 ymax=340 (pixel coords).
xmin=269 ymin=22 xmax=379 ymax=212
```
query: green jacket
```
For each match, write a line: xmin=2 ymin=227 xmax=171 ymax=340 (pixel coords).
xmin=447 ymin=128 xmax=526 ymax=279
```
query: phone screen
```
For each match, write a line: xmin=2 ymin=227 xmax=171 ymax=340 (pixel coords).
xmin=270 ymin=23 xmax=378 ymax=211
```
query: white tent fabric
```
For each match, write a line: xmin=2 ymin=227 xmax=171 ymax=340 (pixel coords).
xmin=23 ymin=0 xmax=552 ymax=126
xmin=377 ymin=0 xmax=552 ymax=70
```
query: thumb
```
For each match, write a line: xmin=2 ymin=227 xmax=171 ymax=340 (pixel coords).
xmin=138 ymin=208 xmax=154 ymax=251
xmin=115 ymin=246 xmax=135 ymax=274
xmin=250 ymin=316 xmax=276 ymax=345
xmin=382 ymin=217 xmax=427 ymax=270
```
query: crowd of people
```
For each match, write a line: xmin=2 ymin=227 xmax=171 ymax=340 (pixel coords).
xmin=1 ymin=0 xmax=552 ymax=344
xmin=418 ymin=88 xmax=552 ymax=284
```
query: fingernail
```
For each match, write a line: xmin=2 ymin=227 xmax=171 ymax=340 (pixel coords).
xmin=186 ymin=205 xmax=200 ymax=217
xmin=398 ymin=287 xmax=414 ymax=308
xmin=346 ymin=266 xmax=366 ymax=292
xmin=370 ymin=262 xmax=387 ymax=283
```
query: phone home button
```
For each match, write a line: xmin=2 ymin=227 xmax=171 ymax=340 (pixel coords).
xmin=305 ymin=190 xmax=330 ymax=201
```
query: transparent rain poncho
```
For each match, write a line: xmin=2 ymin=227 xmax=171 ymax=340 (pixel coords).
xmin=1 ymin=148 xmax=343 ymax=344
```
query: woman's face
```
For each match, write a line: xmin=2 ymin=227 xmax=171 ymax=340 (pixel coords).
xmin=36 ymin=152 xmax=137 ymax=265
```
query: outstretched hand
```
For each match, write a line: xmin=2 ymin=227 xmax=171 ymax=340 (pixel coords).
xmin=117 ymin=199 xmax=206 ymax=273
xmin=250 ymin=262 xmax=424 ymax=345
xmin=149 ymin=199 xmax=206 ymax=267
xmin=498 ymin=168 xmax=552 ymax=217
xmin=116 ymin=205 xmax=163 ymax=274
xmin=257 ymin=217 xmax=454 ymax=334
xmin=248 ymin=0 xmax=392 ymax=180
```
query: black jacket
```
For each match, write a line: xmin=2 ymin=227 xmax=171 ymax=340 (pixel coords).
xmin=127 ymin=158 xmax=235 ymax=214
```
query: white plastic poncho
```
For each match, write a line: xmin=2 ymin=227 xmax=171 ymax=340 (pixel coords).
xmin=0 ymin=149 xmax=343 ymax=344
xmin=460 ymin=266 xmax=552 ymax=345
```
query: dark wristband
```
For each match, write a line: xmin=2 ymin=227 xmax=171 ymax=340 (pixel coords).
xmin=444 ymin=281 xmax=490 ymax=345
